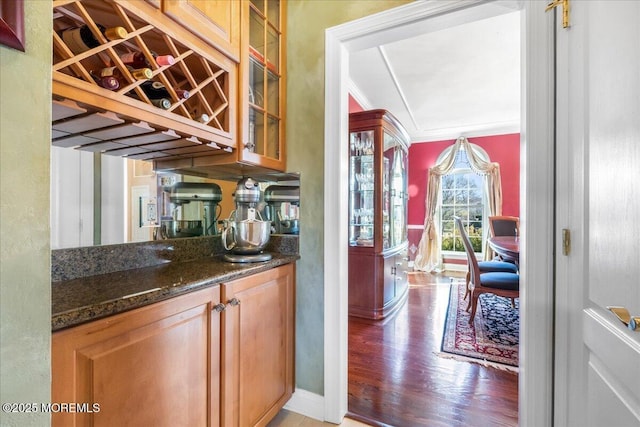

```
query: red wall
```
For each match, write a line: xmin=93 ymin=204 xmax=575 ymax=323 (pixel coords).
xmin=349 ymin=94 xmax=364 ymax=113
xmin=408 ymin=134 xmax=520 ymax=226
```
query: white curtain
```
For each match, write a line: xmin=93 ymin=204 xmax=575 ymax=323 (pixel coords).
xmin=413 ymin=137 xmax=503 ymax=272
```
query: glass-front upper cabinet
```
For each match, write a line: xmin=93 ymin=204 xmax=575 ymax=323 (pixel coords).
xmin=349 ymin=110 xmax=410 ymax=252
xmin=242 ymin=0 xmax=286 ymax=170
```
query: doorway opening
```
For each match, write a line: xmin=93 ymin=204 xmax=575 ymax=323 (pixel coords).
xmin=323 ymin=1 xmax=555 ymax=425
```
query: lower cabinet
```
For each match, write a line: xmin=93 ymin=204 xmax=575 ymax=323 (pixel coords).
xmin=221 ymin=263 xmax=296 ymax=426
xmin=52 ymin=263 xmax=295 ymax=427
xmin=348 ymin=243 xmax=409 ymax=320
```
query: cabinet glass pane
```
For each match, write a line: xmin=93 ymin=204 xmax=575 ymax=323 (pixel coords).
xmin=267 ymin=0 xmax=280 ymax=28
xmin=350 ymin=129 xmax=374 ymax=156
xmin=382 ymin=158 xmax=390 ymax=249
xmin=383 ymin=131 xmax=406 ymax=248
xmin=390 ymin=143 xmax=407 ymax=248
xmin=249 ymin=8 xmax=265 ymax=59
xmin=251 ymin=0 xmax=265 ymax=12
xmin=266 ymin=26 xmax=279 ymax=72
xmin=267 ymin=70 xmax=279 ymax=115
xmin=249 ymin=58 xmax=264 ymax=108
xmin=266 ymin=115 xmax=279 ymax=159
xmin=349 ymin=130 xmax=375 ymax=247
xmin=249 ymin=107 xmax=264 ymax=153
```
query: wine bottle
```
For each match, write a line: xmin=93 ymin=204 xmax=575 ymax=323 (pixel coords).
xmin=174 ymin=89 xmax=190 ymax=100
xmin=61 ymin=24 xmax=127 ymax=55
xmin=120 ymin=52 xmax=175 ymax=68
xmin=89 ymin=70 xmax=120 ymax=91
xmin=98 ymin=66 xmax=152 ymax=83
xmin=120 ymin=51 xmax=148 ymax=69
xmin=195 ymin=113 xmax=210 ymax=123
xmin=150 ymin=98 xmax=172 ymax=110
xmin=139 ymin=81 xmax=170 ymax=99
xmin=140 ymin=81 xmax=190 ymax=100
xmin=154 ymin=55 xmax=175 ymax=67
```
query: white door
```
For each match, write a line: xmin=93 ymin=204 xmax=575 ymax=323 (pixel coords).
xmin=555 ymin=1 xmax=640 ymax=426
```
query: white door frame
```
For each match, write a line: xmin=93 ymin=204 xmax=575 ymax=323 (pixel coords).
xmin=323 ymin=1 xmax=555 ymax=425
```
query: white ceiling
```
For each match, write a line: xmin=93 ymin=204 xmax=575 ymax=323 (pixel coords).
xmin=349 ymin=10 xmax=521 ymax=143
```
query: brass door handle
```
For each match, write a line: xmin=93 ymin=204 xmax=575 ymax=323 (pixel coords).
xmin=607 ymin=306 xmax=640 ymax=331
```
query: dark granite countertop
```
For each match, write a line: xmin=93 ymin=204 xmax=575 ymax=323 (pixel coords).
xmin=52 ymin=253 xmax=299 ymax=331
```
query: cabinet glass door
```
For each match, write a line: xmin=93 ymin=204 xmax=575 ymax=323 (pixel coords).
xmin=246 ymin=0 xmax=283 ymax=166
xmin=349 ymin=130 xmax=375 ymax=247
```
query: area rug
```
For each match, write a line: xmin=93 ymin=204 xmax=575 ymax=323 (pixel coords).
xmin=440 ymin=282 xmax=519 ymax=371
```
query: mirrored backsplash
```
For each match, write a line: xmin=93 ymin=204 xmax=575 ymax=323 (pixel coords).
xmin=51 ymin=148 xmax=300 ymax=250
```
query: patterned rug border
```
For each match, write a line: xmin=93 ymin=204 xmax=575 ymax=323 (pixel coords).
xmin=439 ymin=282 xmax=519 ymax=372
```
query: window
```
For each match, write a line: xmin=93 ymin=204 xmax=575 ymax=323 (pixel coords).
xmin=437 ymin=145 xmax=489 ymax=254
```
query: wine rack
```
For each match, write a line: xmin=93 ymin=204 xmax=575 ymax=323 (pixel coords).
xmin=52 ymin=0 xmax=237 ymax=162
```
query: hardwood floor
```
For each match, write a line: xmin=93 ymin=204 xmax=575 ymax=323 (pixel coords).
xmin=347 ymin=272 xmax=518 ymax=427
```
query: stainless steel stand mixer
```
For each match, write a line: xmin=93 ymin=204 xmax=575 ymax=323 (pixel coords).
xmin=222 ymin=177 xmax=272 ymax=263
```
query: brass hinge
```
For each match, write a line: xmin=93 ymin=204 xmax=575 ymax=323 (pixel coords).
xmin=562 ymin=228 xmax=571 ymax=256
xmin=545 ymin=0 xmax=570 ymax=28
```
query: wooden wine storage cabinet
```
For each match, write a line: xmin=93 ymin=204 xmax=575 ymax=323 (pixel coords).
xmin=51 ymin=0 xmax=237 ymax=162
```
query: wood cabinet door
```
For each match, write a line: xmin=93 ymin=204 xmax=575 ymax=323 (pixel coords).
xmin=382 ymin=252 xmax=396 ymax=305
xmin=52 ymin=287 xmax=220 ymax=427
xmin=162 ymin=0 xmax=240 ymax=61
xmin=221 ymin=264 xmax=295 ymax=427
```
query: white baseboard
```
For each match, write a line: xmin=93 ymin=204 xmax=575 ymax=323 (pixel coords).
xmin=283 ymin=388 xmax=325 ymax=421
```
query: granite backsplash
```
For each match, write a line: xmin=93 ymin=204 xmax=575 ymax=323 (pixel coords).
xmin=52 ymin=234 xmax=299 ymax=282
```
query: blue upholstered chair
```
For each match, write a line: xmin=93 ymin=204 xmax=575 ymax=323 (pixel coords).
xmin=464 ymin=259 xmax=519 ymax=309
xmin=455 ymin=217 xmax=520 ymax=324
xmin=461 ymin=217 xmax=518 ymax=305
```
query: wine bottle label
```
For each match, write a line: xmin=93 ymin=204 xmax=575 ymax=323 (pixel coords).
xmin=120 ymin=52 xmax=139 ymax=64
xmin=62 ymin=27 xmax=94 ymax=55
xmin=99 ymin=66 xmax=118 ymax=77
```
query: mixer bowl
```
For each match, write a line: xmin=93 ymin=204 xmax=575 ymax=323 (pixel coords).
xmin=160 ymin=220 xmax=203 ymax=238
xmin=222 ymin=220 xmax=271 ymax=254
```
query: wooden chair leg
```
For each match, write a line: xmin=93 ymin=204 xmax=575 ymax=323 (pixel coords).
xmin=469 ymin=293 xmax=480 ymax=324
xmin=511 ymin=298 xmax=515 ymax=308
xmin=464 ymin=270 xmax=471 ymax=301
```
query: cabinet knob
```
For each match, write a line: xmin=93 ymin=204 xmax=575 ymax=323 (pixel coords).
xmin=212 ymin=303 xmax=226 ymax=312
xmin=228 ymin=298 xmax=241 ymax=307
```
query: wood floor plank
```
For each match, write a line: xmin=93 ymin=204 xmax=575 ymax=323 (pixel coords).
xmin=348 ymin=272 xmax=518 ymax=426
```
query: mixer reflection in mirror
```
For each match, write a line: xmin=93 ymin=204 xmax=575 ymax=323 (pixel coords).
xmin=156 ymin=178 xmax=222 ymax=239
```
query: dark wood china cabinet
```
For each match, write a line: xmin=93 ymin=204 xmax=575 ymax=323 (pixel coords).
xmin=348 ymin=110 xmax=410 ymax=320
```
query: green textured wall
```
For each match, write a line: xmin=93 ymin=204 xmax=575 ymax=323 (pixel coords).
xmin=0 ymin=1 xmax=52 ymax=425
xmin=0 ymin=2 xmax=414 ymax=416
xmin=286 ymin=0 xmax=412 ymax=395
